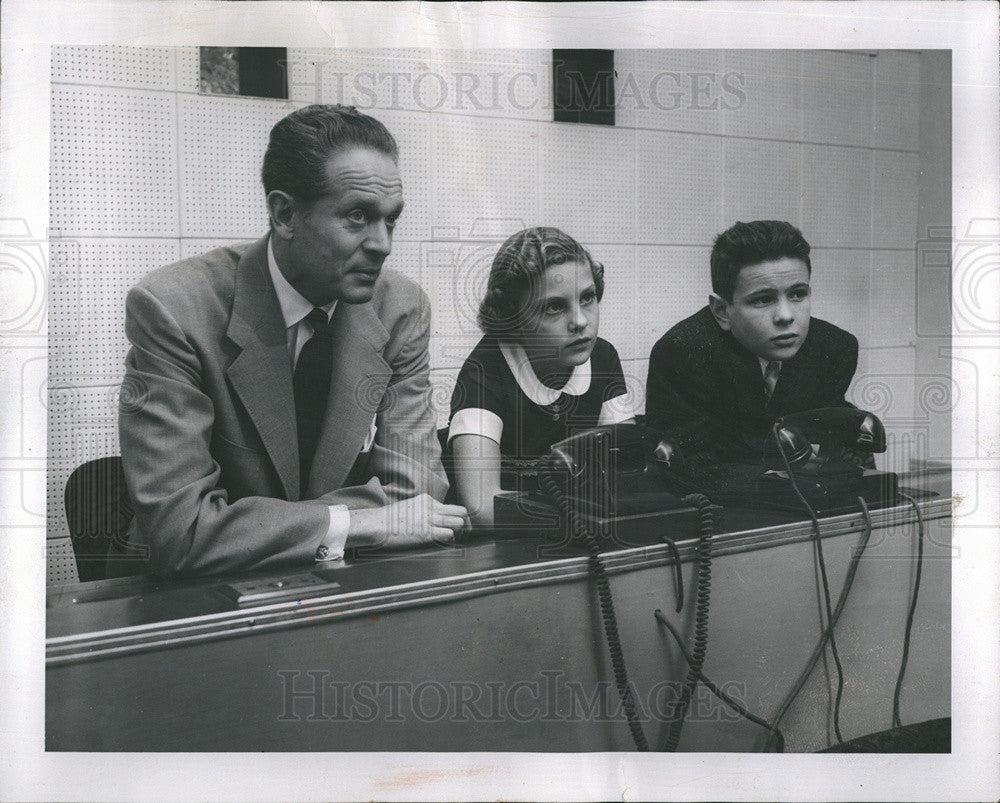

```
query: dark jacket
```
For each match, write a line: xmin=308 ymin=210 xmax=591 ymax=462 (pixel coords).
xmin=645 ymin=306 xmax=859 ymax=466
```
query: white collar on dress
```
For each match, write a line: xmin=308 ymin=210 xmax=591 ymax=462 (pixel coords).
xmin=499 ymin=341 xmax=592 ymax=406
xmin=267 ymin=236 xmax=336 ymax=328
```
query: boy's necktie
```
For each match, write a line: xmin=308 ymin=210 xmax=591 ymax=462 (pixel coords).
xmin=763 ymin=360 xmax=781 ymax=401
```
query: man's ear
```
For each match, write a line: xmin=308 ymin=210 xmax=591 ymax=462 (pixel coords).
xmin=266 ymin=190 xmax=297 ymax=240
xmin=708 ymin=292 xmax=732 ymax=331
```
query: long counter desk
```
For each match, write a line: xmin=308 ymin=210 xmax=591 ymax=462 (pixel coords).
xmin=46 ymin=471 xmax=952 ymax=752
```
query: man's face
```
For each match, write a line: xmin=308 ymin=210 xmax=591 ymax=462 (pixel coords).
xmin=285 ymin=147 xmax=404 ymax=306
xmin=712 ymin=257 xmax=812 ymax=361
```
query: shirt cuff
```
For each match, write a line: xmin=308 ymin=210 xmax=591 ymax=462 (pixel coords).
xmin=448 ymin=407 xmax=504 ymax=446
xmin=598 ymin=394 xmax=639 ymax=426
xmin=315 ymin=504 xmax=350 ymax=562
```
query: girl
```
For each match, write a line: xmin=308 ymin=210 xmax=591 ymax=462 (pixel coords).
xmin=447 ymin=227 xmax=636 ymax=526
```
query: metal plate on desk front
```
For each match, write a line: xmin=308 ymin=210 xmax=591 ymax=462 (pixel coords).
xmin=218 ymin=570 xmax=341 ymax=604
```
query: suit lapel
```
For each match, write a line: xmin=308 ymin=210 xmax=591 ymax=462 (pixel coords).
xmin=769 ymin=333 xmax=812 ymax=414
xmin=225 ymin=237 xmax=300 ymax=501
xmin=305 ymin=299 xmax=391 ymax=497
xmin=724 ymin=336 xmax=768 ymax=416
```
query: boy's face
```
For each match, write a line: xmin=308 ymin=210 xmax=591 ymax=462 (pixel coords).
xmin=710 ymin=257 xmax=812 ymax=361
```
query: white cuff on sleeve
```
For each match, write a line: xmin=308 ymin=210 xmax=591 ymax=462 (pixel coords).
xmin=447 ymin=407 xmax=504 ymax=446
xmin=315 ymin=504 xmax=351 ymax=562
xmin=598 ymin=394 xmax=638 ymax=426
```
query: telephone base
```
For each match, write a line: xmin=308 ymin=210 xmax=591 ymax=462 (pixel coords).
xmin=755 ymin=468 xmax=899 ymax=516
xmin=493 ymin=491 xmax=716 ymax=549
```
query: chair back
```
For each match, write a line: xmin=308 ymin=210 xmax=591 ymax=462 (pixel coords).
xmin=64 ymin=456 xmax=134 ymax=582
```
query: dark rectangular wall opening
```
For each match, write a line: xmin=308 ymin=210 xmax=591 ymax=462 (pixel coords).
xmin=200 ymin=47 xmax=288 ymax=99
xmin=553 ymin=49 xmax=615 ymax=126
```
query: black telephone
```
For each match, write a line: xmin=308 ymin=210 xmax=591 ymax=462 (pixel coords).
xmin=493 ymin=423 xmax=717 ymax=753
xmin=493 ymin=423 xmax=712 ymax=548
xmin=757 ymin=407 xmax=898 ymax=513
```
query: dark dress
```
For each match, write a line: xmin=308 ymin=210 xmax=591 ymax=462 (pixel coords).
xmin=448 ymin=336 xmax=635 ymax=489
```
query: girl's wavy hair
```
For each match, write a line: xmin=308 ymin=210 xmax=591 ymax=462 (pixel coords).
xmin=477 ymin=227 xmax=605 ymax=337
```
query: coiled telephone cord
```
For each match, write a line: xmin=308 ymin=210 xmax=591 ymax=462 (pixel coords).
xmin=539 ymin=469 xmax=649 ymax=751
xmin=660 ymin=493 xmax=714 ymax=752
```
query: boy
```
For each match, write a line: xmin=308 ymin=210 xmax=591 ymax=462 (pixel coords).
xmin=645 ymin=220 xmax=860 ymax=467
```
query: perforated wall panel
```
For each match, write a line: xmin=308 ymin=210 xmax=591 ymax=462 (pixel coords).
xmin=48 ymin=385 xmax=125 ymax=549
xmin=808 ymin=247 xmax=871 ymax=342
xmin=50 ymin=85 xmax=179 ymax=237
xmin=373 ymin=109 xmax=439 ymax=243
xmin=179 ymin=238 xmax=251 ymax=260
xmin=52 ymin=45 xmax=177 ymax=91
xmin=635 ymin=130 xmax=724 ymax=245
xmin=289 ymin=48 xmax=552 ymax=122
xmin=615 ymin=50 xmax=725 ymax=134
xmin=48 ymin=239 xmax=181 ymax=378
xmin=873 ymin=51 xmax=921 ymax=151
xmin=430 ymin=114 xmax=540 ymax=235
xmin=540 ymin=124 xmax=636 ymax=244
xmin=870 ymin=250 xmax=918 ymax=347
xmin=801 ymin=144 xmax=873 ymax=248
xmin=176 ymin=47 xmax=202 ymax=94
xmin=723 ymin=138 xmax=802 ymax=226
xmin=872 ymin=150 xmax=919 ymax=249
xmin=178 ymin=94 xmax=293 ymax=238
xmin=721 ymin=50 xmax=803 ymax=141
xmin=48 ymin=537 xmax=80 ymax=586
xmin=802 ymin=51 xmax=874 ymax=147
xmin=633 ymin=246 xmax=713 ymax=359
xmin=586 ymin=244 xmax=637 ymax=360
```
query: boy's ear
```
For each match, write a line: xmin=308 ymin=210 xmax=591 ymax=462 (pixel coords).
xmin=708 ymin=292 xmax=732 ymax=331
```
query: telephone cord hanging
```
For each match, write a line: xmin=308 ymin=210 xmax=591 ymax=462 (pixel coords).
xmin=539 ymin=469 xmax=649 ymax=751
xmin=660 ymin=493 xmax=714 ymax=752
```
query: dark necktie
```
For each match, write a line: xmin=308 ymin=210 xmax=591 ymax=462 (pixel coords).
xmin=293 ymin=308 xmax=334 ymax=491
xmin=763 ymin=360 xmax=781 ymax=401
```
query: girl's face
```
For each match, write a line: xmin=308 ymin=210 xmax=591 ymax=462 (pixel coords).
xmin=518 ymin=259 xmax=600 ymax=373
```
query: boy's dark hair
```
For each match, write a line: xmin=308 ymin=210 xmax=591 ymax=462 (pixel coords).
xmin=477 ymin=227 xmax=604 ymax=337
xmin=261 ymin=104 xmax=398 ymax=204
xmin=710 ymin=220 xmax=812 ymax=302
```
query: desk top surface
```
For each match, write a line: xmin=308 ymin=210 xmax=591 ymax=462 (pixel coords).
xmin=47 ymin=471 xmax=950 ymax=651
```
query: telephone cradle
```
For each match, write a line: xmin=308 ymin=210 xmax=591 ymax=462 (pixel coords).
xmin=756 ymin=466 xmax=900 ymax=516
xmin=493 ymin=489 xmax=717 ymax=548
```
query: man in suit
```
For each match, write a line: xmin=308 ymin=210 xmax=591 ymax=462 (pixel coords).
xmin=645 ymin=220 xmax=861 ymax=471
xmin=118 ymin=105 xmax=466 ymax=578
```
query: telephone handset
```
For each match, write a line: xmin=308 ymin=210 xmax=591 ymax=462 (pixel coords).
xmin=541 ymin=423 xmax=696 ymax=517
xmin=757 ymin=407 xmax=898 ymax=512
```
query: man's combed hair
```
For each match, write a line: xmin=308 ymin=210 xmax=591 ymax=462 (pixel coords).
xmin=261 ymin=104 xmax=399 ymax=202
xmin=477 ymin=226 xmax=604 ymax=337
xmin=710 ymin=220 xmax=812 ymax=301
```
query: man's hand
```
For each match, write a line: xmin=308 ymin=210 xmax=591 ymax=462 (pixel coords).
xmin=347 ymin=494 xmax=469 ymax=550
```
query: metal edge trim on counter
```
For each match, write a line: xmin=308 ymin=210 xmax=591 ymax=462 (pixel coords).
xmin=47 ymin=495 xmax=952 ymax=666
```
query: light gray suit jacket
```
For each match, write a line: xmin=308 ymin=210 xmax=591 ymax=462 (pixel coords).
xmin=118 ymin=236 xmax=447 ymax=577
